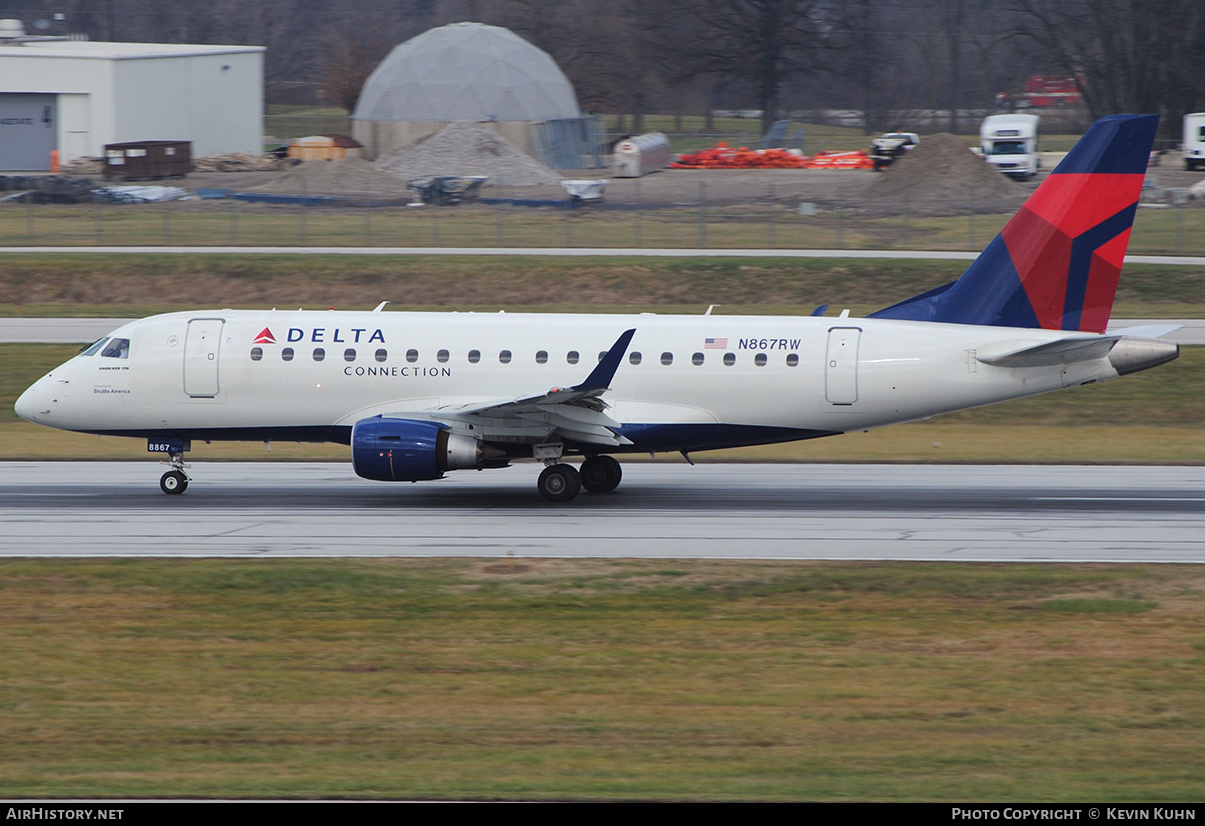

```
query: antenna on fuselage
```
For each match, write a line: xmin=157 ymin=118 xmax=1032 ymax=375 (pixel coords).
xmin=373 ymin=301 xmax=389 ymax=312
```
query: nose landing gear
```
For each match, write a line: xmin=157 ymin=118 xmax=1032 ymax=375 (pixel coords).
xmin=159 ymin=450 xmax=190 ymax=495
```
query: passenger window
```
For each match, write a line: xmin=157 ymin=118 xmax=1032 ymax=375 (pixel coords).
xmin=82 ymin=337 xmax=110 ymax=357
xmin=499 ymin=350 xmax=512 ymax=364
xmin=468 ymin=349 xmax=481 ymax=363
xmin=437 ymin=349 xmax=449 ymax=363
xmin=375 ymin=349 xmax=388 ymax=363
xmin=786 ymin=353 xmax=799 ymax=367
xmin=406 ymin=349 xmax=418 ymax=363
xmin=598 ymin=352 xmax=607 ymax=362
xmin=101 ymin=338 xmax=130 ymax=359
xmin=281 ymin=347 xmax=294 ymax=361
xmin=755 ymin=353 xmax=767 ymax=366
xmin=723 ymin=352 xmax=736 ymax=366
xmin=629 ymin=352 xmax=642 ymax=365
xmin=567 ymin=350 xmax=580 ymax=365
xmin=250 ymin=347 xmax=263 ymax=361
xmin=692 ymin=352 xmax=704 ymax=365
xmin=661 ymin=352 xmax=673 ymax=366
xmin=536 ymin=350 xmax=548 ymax=364
xmin=313 ymin=348 xmax=325 ymax=361
xmin=344 ymin=348 xmax=356 ymax=362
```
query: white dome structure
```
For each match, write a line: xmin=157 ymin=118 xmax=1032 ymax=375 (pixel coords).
xmin=351 ymin=22 xmax=583 ymax=161
xmin=354 ymin=22 xmax=580 ymax=123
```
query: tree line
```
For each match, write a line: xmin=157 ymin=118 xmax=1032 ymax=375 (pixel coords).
xmin=4 ymin=0 xmax=1202 ymax=138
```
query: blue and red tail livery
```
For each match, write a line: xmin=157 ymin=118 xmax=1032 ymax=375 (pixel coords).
xmin=872 ymin=114 xmax=1158 ymax=332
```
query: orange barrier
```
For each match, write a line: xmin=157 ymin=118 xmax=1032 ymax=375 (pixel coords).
xmin=671 ymin=141 xmax=811 ymax=169
xmin=806 ymin=150 xmax=874 ymax=170
xmin=671 ymin=142 xmax=873 ymax=170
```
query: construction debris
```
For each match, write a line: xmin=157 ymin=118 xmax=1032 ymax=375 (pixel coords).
xmin=192 ymin=152 xmax=283 ymax=172
xmin=59 ymin=156 xmax=104 ymax=175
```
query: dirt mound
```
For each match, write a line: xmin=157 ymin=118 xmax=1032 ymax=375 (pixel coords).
xmin=247 ymin=156 xmax=412 ymax=197
xmin=374 ymin=122 xmax=563 ymax=187
xmin=862 ymin=133 xmax=1027 ymax=215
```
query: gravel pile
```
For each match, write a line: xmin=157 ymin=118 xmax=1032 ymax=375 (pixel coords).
xmin=861 ymin=133 xmax=1028 ymax=216
xmin=374 ymin=122 xmax=563 ymax=187
xmin=249 ymin=157 xmax=413 ymax=197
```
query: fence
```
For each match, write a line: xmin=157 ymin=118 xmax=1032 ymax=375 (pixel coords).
xmin=2 ymin=178 xmax=1203 ymax=256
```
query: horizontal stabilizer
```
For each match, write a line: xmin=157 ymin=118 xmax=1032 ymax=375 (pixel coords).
xmin=979 ymin=335 xmax=1178 ymax=375
xmin=978 ymin=337 xmax=1117 ymax=368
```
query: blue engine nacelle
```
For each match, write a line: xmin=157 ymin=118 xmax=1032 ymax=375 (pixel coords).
xmin=351 ymin=416 xmax=485 ymax=482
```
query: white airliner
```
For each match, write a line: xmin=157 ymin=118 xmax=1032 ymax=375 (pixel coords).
xmin=15 ymin=115 xmax=1180 ymax=502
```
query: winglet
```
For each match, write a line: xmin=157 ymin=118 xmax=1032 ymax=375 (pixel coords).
xmin=573 ymin=329 xmax=636 ymax=392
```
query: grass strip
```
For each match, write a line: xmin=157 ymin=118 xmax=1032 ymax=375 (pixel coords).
xmin=2 ymin=204 xmax=1204 ymax=256
xmin=0 ymin=255 xmax=1203 ymax=318
xmin=1 ymin=559 xmax=1203 ymax=800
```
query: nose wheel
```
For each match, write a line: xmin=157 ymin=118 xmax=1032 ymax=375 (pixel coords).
xmin=159 ymin=450 xmax=190 ymax=495
xmin=160 ymin=470 xmax=188 ymax=495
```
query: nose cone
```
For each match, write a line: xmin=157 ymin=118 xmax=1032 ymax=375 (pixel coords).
xmin=15 ymin=375 xmax=52 ymax=423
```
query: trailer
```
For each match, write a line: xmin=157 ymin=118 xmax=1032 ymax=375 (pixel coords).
xmin=1184 ymin=113 xmax=1205 ymax=171
xmin=612 ymin=133 xmax=669 ymax=178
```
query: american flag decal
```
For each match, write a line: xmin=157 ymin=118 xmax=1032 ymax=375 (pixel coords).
xmin=704 ymin=337 xmax=728 ymax=349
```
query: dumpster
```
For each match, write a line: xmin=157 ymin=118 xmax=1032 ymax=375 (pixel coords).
xmin=103 ymin=141 xmax=193 ymax=180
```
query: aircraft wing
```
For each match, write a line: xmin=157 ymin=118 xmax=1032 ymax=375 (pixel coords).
xmin=386 ymin=328 xmax=637 ymax=447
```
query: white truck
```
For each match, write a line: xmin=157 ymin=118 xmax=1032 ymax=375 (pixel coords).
xmin=980 ymin=114 xmax=1040 ymax=180
xmin=869 ymin=132 xmax=919 ymax=170
xmin=1184 ymin=113 xmax=1205 ymax=171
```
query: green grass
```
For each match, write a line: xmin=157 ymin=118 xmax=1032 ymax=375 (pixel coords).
xmin=4 ymin=202 xmax=1204 ymax=255
xmin=1 ymin=559 xmax=1203 ymax=800
xmin=0 ymin=255 xmax=1203 ymax=318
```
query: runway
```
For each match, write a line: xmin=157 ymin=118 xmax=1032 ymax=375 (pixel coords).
xmin=3 ymin=462 xmax=1203 ymax=562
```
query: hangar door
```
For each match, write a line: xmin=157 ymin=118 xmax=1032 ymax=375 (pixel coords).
xmin=0 ymin=94 xmax=56 ymax=171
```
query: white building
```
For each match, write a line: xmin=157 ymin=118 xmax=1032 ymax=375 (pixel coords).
xmin=0 ymin=36 xmax=263 ymax=171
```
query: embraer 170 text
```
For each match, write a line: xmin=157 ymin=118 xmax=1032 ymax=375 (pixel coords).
xmin=16 ymin=115 xmax=1179 ymax=502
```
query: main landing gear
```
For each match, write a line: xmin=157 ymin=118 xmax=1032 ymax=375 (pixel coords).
xmin=536 ymin=455 xmax=623 ymax=503
xmin=159 ymin=450 xmax=190 ymax=495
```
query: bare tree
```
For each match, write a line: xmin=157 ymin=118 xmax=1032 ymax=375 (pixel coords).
xmin=1012 ymin=0 xmax=1205 ymax=136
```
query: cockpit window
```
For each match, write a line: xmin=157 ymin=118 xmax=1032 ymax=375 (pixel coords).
xmin=100 ymin=338 xmax=130 ymax=359
xmin=81 ymin=337 xmax=110 ymax=356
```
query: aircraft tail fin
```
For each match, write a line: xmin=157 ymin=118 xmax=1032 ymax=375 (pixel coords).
xmin=870 ymin=114 xmax=1157 ymax=333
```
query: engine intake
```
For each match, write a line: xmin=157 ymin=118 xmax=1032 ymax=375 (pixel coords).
xmin=351 ymin=416 xmax=488 ymax=482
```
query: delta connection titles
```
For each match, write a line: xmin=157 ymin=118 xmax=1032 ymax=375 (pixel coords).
xmin=952 ymin=810 xmax=1195 ymax=821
